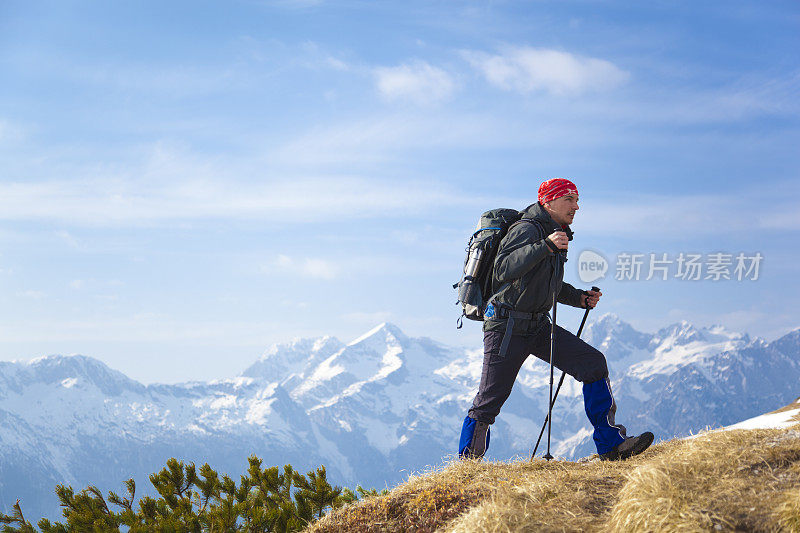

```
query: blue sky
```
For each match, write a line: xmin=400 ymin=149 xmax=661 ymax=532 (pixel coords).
xmin=1 ymin=0 xmax=798 ymax=384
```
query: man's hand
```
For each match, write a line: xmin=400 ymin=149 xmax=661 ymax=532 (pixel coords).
xmin=582 ymin=288 xmax=602 ymax=309
xmin=546 ymin=231 xmax=568 ymax=252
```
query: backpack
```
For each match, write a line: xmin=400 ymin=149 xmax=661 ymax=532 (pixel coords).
xmin=454 ymin=208 xmax=523 ymax=327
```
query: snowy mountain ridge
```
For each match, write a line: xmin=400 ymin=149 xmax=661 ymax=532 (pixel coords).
xmin=0 ymin=316 xmax=798 ymax=520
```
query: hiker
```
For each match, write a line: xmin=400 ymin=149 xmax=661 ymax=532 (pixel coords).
xmin=458 ymin=178 xmax=653 ymax=461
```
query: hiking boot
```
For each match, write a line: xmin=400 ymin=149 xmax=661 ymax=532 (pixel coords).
xmin=599 ymin=432 xmax=654 ymax=461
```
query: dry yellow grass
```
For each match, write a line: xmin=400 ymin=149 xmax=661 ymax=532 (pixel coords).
xmin=305 ymin=422 xmax=800 ymax=533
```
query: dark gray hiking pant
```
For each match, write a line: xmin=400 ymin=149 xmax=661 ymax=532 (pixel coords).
xmin=468 ymin=326 xmax=609 ymax=425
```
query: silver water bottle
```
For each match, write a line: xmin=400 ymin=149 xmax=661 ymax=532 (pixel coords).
xmin=464 ymin=246 xmax=484 ymax=280
xmin=458 ymin=244 xmax=486 ymax=321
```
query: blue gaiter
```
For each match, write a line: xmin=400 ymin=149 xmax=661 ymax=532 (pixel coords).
xmin=583 ymin=378 xmax=626 ymax=455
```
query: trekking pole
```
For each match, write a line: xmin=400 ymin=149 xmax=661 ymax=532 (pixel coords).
xmin=531 ymin=286 xmax=600 ymax=460
xmin=543 ymin=292 xmax=557 ymax=461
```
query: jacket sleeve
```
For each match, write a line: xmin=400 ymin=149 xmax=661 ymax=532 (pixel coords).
xmin=557 ymin=282 xmax=585 ymax=308
xmin=493 ymin=222 xmax=551 ymax=283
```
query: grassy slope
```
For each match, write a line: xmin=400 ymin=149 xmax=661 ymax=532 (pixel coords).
xmin=306 ymin=411 xmax=800 ymax=532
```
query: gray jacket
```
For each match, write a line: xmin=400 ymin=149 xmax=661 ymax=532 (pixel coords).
xmin=484 ymin=202 xmax=584 ymax=335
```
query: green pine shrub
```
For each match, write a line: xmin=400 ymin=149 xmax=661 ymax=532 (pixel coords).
xmin=0 ymin=455 xmax=377 ymax=532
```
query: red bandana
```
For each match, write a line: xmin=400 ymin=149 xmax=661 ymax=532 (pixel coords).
xmin=538 ymin=178 xmax=579 ymax=205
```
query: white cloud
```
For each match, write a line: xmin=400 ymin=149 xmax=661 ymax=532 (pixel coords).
xmin=342 ymin=311 xmax=393 ymax=323
xmin=270 ymin=111 xmax=516 ymax=169
xmin=0 ymin=119 xmax=26 ymax=143
xmin=16 ymin=37 xmax=350 ymax=101
xmin=576 ymin=190 xmax=800 ymax=238
xmin=0 ymin=171 xmax=483 ymax=227
xmin=0 ymin=139 xmax=488 ymax=226
xmin=275 ymin=254 xmax=293 ymax=268
xmin=374 ymin=61 xmax=456 ymax=104
xmin=68 ymin=278 xmax=124 ymax=291
xmin=57 ymin=61 xmax=238 ymax=98
xmin=325 ymin=56 xmax=349 ymax=71
xmin=265 ymin=0 xmax=323 ymax=8
xmin=297 ymin=41 xmax=351 ymax=71
xmin=279 ymin=299 xmax=309 ymax=309
xmin=55 ymin=230 xmax=82 ymax=249
xmin=759 ymin=207 xmax=800 ymax=230
xmin=266 ymin=255 xmax=338 ymax=280
xmin=714 ymin=71 xmax=800 ymax=117
xmin=689 ymin=71 xmax=800 ymax=121
xmin=391 ymin=230 xmax=419 ymax=245
xmin=18 ymin=290 xmax=45 ymax=299
xmin=301 ymin=258 xmax=337 ymax=280
xmin=463 ymin=46 xmax=629 ymax=95
xmin=0 ymin=316 xmax=279 ymax=345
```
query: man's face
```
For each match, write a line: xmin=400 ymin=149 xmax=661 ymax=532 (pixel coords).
xmin=544 ymin=194 xmax=579 ymax=225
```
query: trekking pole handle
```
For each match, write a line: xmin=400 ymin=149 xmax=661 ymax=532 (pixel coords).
xmin=585 ymin=286 xmax=601 ymax=309
xmin=576 ymin=286 xmax=599 ymax=337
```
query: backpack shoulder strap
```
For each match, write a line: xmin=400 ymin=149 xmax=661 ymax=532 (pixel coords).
xmin=510 ymin=218 xmax=546 ymax=239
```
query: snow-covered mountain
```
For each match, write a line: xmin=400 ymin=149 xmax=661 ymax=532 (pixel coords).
xmin=1 ymin=317 xmax=798 ymax=520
